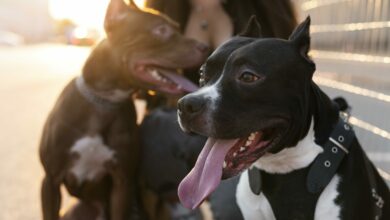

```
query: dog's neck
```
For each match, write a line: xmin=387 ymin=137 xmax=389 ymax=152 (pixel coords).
xmin=253 ymin=120 xmax=323 ymax=174
xmin=76 ymin=76 xmax=130 ymax=111
xmin=310 ymin=82 xmax=339 ymax=145
xmin=81 ymin=40 xmax=135 ymax=103
xmin=253 ymin=82 xmax=339 ymax=174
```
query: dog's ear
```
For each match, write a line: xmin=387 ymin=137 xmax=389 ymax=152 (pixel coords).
xmin=288 ymin=16 xmax=313 ymax=64
xmin=239 ymin=15 xmax=262 ymax=38
xmin=128 ymin=0 xmax=142 ymax=10
xmin=104 ymin=0 xmax=130 ymax=32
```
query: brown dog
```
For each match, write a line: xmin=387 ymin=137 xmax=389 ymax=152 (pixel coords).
xmin=39 ymin=1 xmax=207 ymax=220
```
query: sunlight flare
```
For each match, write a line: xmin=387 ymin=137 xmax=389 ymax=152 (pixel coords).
xmin=49 ymin=0 xmax=146 ymax=30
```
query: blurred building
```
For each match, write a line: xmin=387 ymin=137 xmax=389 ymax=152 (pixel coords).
xmin=296 ymin=0 xmax=389 ymax=59
xmin=0 ymin=0 xmax=54 ymax=43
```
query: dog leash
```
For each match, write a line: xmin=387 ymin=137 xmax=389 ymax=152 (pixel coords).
xmin=76 ymin=76 xmax=130 ymax=111
xmin=248 ymin=114 xmax=384 ymax=219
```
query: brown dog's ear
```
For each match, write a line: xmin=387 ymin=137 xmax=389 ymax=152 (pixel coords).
xmin=289 ymin=16 xmax=313 ymax=64
xmin=104 ymin=0 xmax=129 ymax=32
xmin=128 ymin=0 xmax=141 ymax=10
xmin=239 ymin=15 xmax=262 ymax=38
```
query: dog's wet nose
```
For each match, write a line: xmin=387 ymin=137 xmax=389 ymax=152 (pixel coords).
xmin=195 ymin=42 xmax=210 ymax=54
xmin=178 ymin=95 xmax=205 ymax=117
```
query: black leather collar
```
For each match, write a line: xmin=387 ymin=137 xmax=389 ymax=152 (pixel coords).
xmin=306 ymin=115 xmax=354 ymax=193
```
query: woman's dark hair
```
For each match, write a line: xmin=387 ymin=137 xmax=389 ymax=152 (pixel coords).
xmin=146 ymin=0 xmax=297 ymax=39
xmin=141 ymin=0 xmax=298 ymax=110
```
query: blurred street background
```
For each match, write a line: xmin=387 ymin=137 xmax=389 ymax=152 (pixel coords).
xmin=0 ymin=0 xmax=389 ymax=219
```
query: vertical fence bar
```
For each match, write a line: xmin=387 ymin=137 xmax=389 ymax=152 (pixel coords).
xmin=384 ymin=0 xmax=388 ymax=55
xmin=378 ymin=0 xmax=387 ymax=55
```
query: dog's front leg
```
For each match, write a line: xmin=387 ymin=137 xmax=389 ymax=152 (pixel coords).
xmin=41 ymin=175 xmax=61 ymax=220
xmin=110 ymin=170 xmax=134 ymax=220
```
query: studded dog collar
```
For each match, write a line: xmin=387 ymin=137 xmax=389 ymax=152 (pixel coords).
xmin=306 ymin=115 xmax=354 ymax=193
xmin=306 ymin=116 xmax=383 ymax=219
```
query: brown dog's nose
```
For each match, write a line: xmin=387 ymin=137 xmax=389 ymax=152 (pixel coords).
xmin=178 ymin=95 xmax=206 ymax=117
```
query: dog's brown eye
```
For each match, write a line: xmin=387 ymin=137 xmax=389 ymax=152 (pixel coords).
xmin=152 ymin=24 xmax=173 ymax=40
xmin=239 ymin=72 xmax=260 ymax=83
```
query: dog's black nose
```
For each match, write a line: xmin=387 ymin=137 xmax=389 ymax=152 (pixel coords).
xmin=178 ymin=95 xmax=206 ymax=116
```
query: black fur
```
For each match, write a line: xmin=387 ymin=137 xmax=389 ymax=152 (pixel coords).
xmin=177 ymin=17 xmax=390 ymax=219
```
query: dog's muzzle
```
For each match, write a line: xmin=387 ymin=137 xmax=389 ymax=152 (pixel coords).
xmin=177 ymin=94 xmax=213 ymax=135
xmin=177 ymin=94 xmax=207 ymax=120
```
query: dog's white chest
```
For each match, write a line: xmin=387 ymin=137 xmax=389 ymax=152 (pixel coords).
xmin=236 ymin=170 xmax=276 ymax=220
xmin=314 ymin=175 xmax=341 ymax=220
xmin=70 ymin=135 xmax=115 ymax=184
xmin=236 ymin=173 xmax=341 ymax=220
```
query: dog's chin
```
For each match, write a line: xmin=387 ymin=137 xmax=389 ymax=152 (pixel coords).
xmin=221 ymin=127 xmax=284 ymax=179
xmin=178 ymin=119 xmax=191 ymax=134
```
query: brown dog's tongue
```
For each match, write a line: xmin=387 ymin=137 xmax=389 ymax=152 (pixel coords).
xmin=159 ymin=71 xmax=199 ymax=92
xmin=178 ymin=138 xmax=239 ymax=209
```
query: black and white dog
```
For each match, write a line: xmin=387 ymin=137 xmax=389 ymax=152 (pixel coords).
xmin=176 ymin=17 xmax=390 ymax=220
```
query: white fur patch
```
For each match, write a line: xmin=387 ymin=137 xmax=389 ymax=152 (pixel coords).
xmin=191 ymin=82 xmax=220 ymax=110
xmin=178 ymin=80 xmax=221 ymax=133
xmin=70 ymin=136 xmax=115 ymax=184
xmin=253 ymin=123 xmax=323 ymax=174
xmin=314 ymin=175 xmax=341 ymax=220
xmin=236 ymin=170 xmax=276 ymax=220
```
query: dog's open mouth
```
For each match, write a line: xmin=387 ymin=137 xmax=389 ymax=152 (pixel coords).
xmin=133 ymin=64 xmax=198 ymax=95
xmin=223 ymin=128 xmax=282 ymax=178
xmin=178 ymin=126 xmax=282 ymax=210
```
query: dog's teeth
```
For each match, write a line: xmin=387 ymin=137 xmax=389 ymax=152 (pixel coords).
xmin=233 ymin=152 xmax=237 ymax=157
xmin=248 ymin=133 xmax=256 ymax=141
xmin=149 ymin=69 xmax=165 ymax=81
xmin=223 ymin=161 xmax=227 ymax=168
xmin=240 ymin=147 xmax=245 ymax=152
xmin=150 ymin=69 xmax=161 ymax=80
xmin=245 ymin=140 xmax=252 ymax=146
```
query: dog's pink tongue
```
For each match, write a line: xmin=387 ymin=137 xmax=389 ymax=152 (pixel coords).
xmin=178 ymin=138 xmax=239 ymax=209
xmin=159 ymin=71 xmax=199 ymax=92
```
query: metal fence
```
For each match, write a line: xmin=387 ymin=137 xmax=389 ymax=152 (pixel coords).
xmin=296 ymin=0 xmax=390 ymax=57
